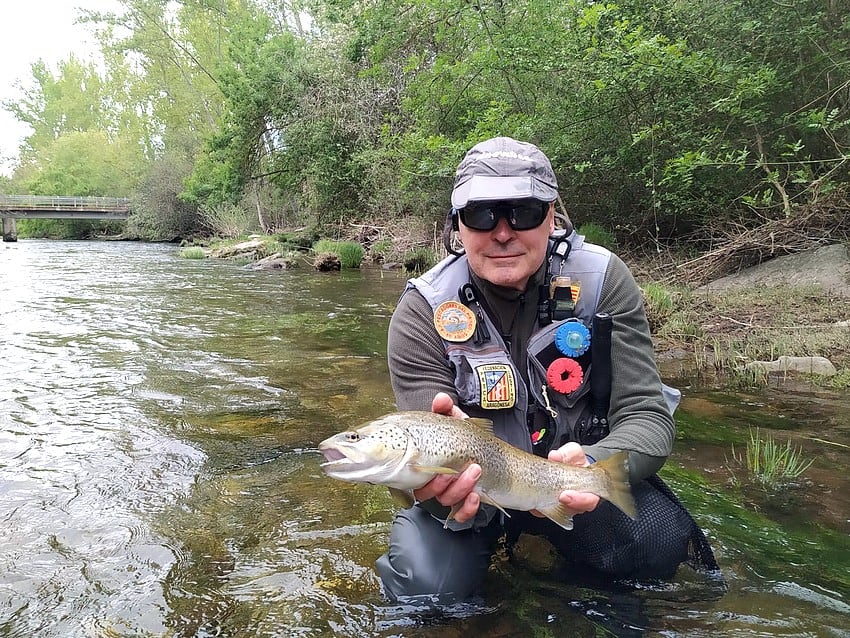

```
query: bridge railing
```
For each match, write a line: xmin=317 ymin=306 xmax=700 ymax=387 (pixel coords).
xmin=0 ymin=195 xmax=131 ymax=212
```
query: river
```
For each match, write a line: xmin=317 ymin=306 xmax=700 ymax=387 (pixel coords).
xmin=0 ymin=240 xmax=847 ymax=637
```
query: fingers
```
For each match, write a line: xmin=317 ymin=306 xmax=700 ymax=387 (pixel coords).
xmin=548 ymin=441 xmax=588 ymax=467
xmin=431 ymin=392 xmax=469 ymax=420
xmin=412 ymin=463 xmax=482 ymax=523
xmin=540 ymin=444 xmax=598 ymax=517
xmin=559 ymin=489 xmax=600 ymax=513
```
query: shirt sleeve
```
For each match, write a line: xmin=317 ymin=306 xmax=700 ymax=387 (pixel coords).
xmin=387 ymin=288 xmax=458 ymax=411
xmin=582 ymin=254 xmax=676 ymax=482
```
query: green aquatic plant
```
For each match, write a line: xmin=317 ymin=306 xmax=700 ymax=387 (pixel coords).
xmin=312 ymin=239 xmax=364 ymax=268
xmin=336 ymin=241 xmax=364 ymax=268
xmin=731 ymin=428 xmax=814 ymax=490
xmin=179 ymin=246 xmax=207 ymax=259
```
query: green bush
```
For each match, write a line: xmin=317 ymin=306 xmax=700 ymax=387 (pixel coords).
xmin=312 ymin=239 xmax=364 ymax=268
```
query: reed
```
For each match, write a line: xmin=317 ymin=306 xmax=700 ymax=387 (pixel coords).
xmin=731 ymin=428 xmax=814 ymax=490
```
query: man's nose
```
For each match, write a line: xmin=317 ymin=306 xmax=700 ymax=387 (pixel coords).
xmin=491 ymin=216 xmax=515 ymax=241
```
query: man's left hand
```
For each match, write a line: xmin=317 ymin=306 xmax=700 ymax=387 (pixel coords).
xmin=532 ymin=442 xmax=601 ymax=518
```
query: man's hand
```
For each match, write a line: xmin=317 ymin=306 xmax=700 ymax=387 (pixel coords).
xmin=412 ymin=393 xmax=481 ymax=523
xmin=533 ymin=442 xmax=601 ymax=518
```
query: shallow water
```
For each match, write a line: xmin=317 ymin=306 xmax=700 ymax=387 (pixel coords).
xmin=0 ymin=240 xmax=847 ymax=637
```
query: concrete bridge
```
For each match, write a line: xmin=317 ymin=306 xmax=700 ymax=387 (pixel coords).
xmin=1 ymin=195 xmax=131 ymax=241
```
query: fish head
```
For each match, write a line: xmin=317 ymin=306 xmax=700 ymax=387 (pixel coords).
xmin=318 ymin=419 xmax=416 ymax=486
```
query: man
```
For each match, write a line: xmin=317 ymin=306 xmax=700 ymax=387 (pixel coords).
xmin=376 ymin=137 xmax=716 ymax=602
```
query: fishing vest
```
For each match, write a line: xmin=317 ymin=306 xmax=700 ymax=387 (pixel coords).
xmin=407 ymin=230 xmax=611 ymax=455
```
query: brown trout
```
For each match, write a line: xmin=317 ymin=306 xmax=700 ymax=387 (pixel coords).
xmin=318 ymin=411 xmax=636 ymax=530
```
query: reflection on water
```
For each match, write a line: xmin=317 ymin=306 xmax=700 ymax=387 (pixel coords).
xmin=0 ymin=240 xmax=847 ymax=637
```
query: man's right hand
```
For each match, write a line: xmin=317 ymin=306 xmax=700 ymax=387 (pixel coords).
xmin=411 ymin=392 xmax=482 ymax=523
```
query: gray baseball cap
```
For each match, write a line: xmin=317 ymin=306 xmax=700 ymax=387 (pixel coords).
xmin=451 ymin=137 xmax=558 ymax=209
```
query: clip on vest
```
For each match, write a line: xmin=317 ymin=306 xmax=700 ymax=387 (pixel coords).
xmin=458 ymin=283 xmax=490 ymax=345
xmin=539 ymin=235 xmax=573 ymax=326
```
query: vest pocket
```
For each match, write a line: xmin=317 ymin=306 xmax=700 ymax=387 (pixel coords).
xmin=446 ymin=347 xmax=521 ymax=410
xmin=527 ymin=320 xmax=592 ymax=413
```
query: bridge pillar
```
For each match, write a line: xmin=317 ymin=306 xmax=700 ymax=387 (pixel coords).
xmin=2 ymin=217 xmax=17 ymax=242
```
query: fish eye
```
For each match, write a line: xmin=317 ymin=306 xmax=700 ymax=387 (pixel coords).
xmin=344 ymin=432 xmax=361 ymax=442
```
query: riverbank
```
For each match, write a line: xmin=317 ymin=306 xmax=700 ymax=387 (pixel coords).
xmin=189 ymin=234 xmax=850 ymax=392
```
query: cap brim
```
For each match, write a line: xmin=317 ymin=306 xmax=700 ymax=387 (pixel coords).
xmin=451 ymin=175 xmax=557 ymax=208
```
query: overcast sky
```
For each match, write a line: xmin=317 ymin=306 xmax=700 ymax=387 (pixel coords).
xmin=0 ymin=0 xmax=121 ymax=176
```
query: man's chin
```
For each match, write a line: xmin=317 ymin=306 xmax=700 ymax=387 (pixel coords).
xmin=480 ymin=263 xmax=529 ymax=289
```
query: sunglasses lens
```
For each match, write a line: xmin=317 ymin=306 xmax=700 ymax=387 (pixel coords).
xmin=459 ymin=200 xmax=547 ymax=231
xmin=510 ymin=201 xmax=548 ymax=230
xmin=459 ymin=203 xmax=497 ymax=230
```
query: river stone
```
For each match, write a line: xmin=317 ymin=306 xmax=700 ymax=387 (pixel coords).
xmin=745 ymin=355 xmax=838 ymax=376
xmin=698 ymin=243 xmax=850 ymax=296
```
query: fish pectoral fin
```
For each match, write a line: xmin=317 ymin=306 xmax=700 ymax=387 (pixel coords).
xmin=537 ymin=503 xmax=574 ymax=530
xmin=408 ymin=464 xmax=459 ymax=475
xmin=478 ymin=491 xmax=511 ymax=518
xmin=441 ymin=492 xmax=512 ymax=530
xmin=387 ymin=487 xmax=415 ymax=509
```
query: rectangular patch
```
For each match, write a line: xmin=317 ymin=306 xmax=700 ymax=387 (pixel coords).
xmin=476 ymin=364 xmax=516 ymax=409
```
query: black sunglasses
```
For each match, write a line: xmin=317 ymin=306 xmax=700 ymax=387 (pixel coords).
xmin=458 ymin=199 xmax=550 ymax=231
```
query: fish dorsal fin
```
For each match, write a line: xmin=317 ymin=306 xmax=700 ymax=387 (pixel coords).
xmin=464 ymin=417 xmax=495 ymax=435
xmin=537 ymin=503 xmax=575 ymax=530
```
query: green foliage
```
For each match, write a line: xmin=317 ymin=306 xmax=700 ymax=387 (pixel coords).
xmin=127 ymin=152 xmax=202 ymax=242
xmin=577 ymin=222 xmax=617 ymax=250
xmin=4 ymin=0 xmax=850 ymax=247
xmin=17 ymin=218 xmax=121 ymax=240
xmin=730 ymin=428 xmax=815 ymax=490
xmin=337 ymin=242 xmax=365 ymax=269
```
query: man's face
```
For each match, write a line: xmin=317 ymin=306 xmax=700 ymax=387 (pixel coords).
xmin=458 ymin=202 xmax=555 ymax=291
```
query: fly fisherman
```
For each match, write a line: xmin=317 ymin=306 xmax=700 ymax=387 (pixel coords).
xmin=377 ymin=137 xmax=718 ymax=602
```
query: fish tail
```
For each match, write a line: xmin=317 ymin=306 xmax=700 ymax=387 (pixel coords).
xmin=593 ymin=451 xmax=637 ymax=519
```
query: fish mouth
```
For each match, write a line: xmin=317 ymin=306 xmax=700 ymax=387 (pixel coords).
xmin=319 ymin=446 xmax=353 ymax=467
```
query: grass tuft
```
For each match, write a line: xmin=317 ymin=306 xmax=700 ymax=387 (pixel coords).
xmin=179 ymin=246 xmax=207 ymax=259
xmin=729 ymin=428 xmax=815 ymax=490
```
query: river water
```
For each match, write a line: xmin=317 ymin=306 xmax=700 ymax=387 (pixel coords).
xmin=0 ymin=240 xmax=847 ymax=637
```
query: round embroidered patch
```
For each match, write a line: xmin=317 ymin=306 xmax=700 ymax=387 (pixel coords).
xmin=434 ymin=301 xmax=477 ymax=343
